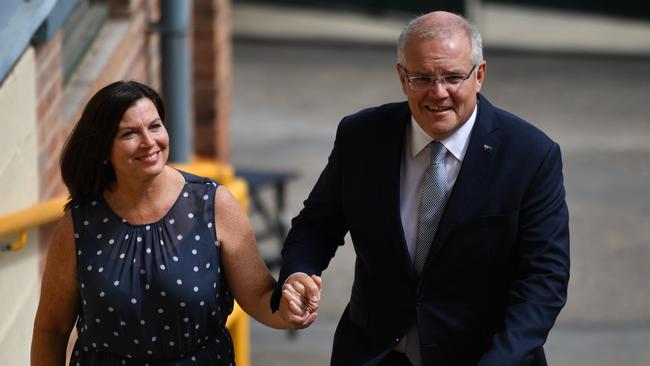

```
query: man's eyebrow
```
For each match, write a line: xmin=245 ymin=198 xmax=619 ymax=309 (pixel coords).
xmin=413 ymin=66 xmax=470 ymax=76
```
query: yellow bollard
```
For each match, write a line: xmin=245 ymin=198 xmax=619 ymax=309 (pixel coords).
xmin=226 ymin=302 xmax=251 ymax=366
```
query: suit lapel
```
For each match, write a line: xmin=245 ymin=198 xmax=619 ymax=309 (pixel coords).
xmin=421 ymin=95 xmax=501 ymax=271
xmin=383 ymin=103 xmax=419 ymax=280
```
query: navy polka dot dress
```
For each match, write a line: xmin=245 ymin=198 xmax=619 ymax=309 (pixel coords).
xmin=69 ymin=171 xmax=235 ymax=365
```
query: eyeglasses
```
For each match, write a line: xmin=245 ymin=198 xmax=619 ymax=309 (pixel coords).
xmin=401 ymin=64 xmax=477 ymax=91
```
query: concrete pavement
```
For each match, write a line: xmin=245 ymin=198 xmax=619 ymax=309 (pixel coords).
xmin=233 ymin=2 xmax=650 ymax=55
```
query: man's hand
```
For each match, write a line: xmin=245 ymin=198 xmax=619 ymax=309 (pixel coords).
xmin=278 ymin=273 xmax=322 ymax=329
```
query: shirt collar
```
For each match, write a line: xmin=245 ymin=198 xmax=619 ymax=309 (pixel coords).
xmin=410 ymin=104 xmax=478 ymax=162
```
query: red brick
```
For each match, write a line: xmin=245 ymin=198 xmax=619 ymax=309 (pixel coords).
xmin=107 ymin=0 xmax=144 ymax=18
xmin=194 ymin=125 xmax=216 ymax=156
xmin=194 ymin=108 xmax=216 ymax=123
xmin=39 ymin=163 xmax=59 ymax=199
xmin=36 ymin=55 xmax=62 ymax=101
xmin=34 ymin=32 xmax=62 ymax=69
xmin=36 ymin=76 xmax=62 ymax=123
xmin=194 ymin=45 xmax=218 ymax=61
xmin=37 ymin=111 xmax=62 ymax=148
xmin=38 ymin=127 xmax=64 ymax=175
xmin=191 ymin=0 xmax=232 ymax=162
xmin=193 ymin=0 xmax=219 ymax=9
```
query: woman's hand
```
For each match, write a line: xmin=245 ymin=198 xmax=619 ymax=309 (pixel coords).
xmin=278 ymin=274 xmax=322 ymax=329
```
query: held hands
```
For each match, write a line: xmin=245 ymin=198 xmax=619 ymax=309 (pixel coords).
xmin=279 ymin=273 xmax=322 ymax=329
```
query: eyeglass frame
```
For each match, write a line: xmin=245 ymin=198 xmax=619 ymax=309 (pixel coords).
xmin=400 ymin=63 xmax=477 ymax=91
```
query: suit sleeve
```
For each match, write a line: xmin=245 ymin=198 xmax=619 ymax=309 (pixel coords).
xmin=270 ymin=122 xmax=350 ymax=312
xmin=478 ymin=142 xmax=570 ymax=365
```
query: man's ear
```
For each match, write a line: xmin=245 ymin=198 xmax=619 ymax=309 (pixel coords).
xmin=475 ymin=60 xmax=487 ymax=93
xmin=396 ymin=64 xmax=409 ymax=96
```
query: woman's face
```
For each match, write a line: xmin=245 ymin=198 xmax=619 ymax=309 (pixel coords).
xmin=108 ymin=97 xmax=169 ymax=183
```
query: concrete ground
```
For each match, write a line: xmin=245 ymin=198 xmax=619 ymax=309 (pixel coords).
xmin=229 ymin=3 xmax=650 ymax=365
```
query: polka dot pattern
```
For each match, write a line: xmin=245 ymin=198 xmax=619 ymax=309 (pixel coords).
xmin=69 ymin=171 xmax=234 ymax=365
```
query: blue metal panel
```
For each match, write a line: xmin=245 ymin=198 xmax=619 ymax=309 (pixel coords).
xmin=31 ymin=0 xmax=81 ymax=44
xmin=0 ymin=0 xmax=22 ymax=31
xmin=0 ymin=0 xmax=56 ymax=84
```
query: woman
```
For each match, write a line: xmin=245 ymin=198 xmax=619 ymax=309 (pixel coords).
xmin=31 ymin=80 xmax=321 ymax=365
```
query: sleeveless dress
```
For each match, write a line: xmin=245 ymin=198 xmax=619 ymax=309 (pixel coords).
xmin=69 ymin=170 xmax=235 ymax=365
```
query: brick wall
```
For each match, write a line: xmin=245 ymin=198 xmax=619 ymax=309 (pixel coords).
xmin=66 ymin=0 xmax=160 ymax=122
xmin=34 ymin=0 xmax=161 ymax=202
xmin=34 ymin=0 xmax=161 ymax=254
xmin=34 ymin=31 xmax=65 ymax=202
xmin=193 ymin=0 xmax=232 ymax=162
xmin=33 ymin=0 xmax=232 ymax=203
xmin=34 ymin=30 xmax=66 ymax=259
xmin=32 ymin=0 xmax=232 ymax=252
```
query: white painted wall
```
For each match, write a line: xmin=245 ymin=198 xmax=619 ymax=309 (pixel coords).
xmin=0 ymin=47 xmax=41 ymax=366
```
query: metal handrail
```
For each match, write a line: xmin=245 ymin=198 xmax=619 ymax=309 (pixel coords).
xmin=0 ymin=196 xmax=68 ymax=251
xmin=0 ymin=160 xmax=250 ymax=366
xmin=0 ymin=160 xmax=247 ymax=251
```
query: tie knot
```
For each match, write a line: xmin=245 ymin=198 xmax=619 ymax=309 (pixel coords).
xmin=429 ymin=141 xmax=447 ymax=165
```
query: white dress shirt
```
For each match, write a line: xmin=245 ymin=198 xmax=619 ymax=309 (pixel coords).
xmin=393 ymin=106 xmax=477 ymax=354
xmin=399 ymin=105 xmax=478 ymax=264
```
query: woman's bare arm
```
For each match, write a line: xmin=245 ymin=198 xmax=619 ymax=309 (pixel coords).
xmin=215 ymin=186 xmax=319 ymax=329
xmin=31 ymin=212 xmax=80 ymax=366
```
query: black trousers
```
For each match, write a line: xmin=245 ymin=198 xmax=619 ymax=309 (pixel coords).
xmin=377 ymin=350 xmax=412 ymax=366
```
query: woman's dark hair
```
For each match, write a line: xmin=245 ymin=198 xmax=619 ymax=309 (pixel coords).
xmin=60 ymin=80 xmax=165 ymax=209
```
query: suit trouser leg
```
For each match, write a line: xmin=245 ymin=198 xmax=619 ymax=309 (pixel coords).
xmin=376 ymin=350 xmax=413 ymax=366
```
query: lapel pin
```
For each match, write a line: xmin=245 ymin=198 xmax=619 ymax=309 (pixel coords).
xmin=482 ymin=144 xmax=493 ymax=152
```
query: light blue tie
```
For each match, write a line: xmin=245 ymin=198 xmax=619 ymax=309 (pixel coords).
xmin=414 ymin=141 xmax=448 ymax=273
xmin=405 ymin=141 xmax=449 ymax=366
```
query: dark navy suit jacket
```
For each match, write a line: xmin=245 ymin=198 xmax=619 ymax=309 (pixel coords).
xmin=271 ymin=94 xmax=570 ymax=366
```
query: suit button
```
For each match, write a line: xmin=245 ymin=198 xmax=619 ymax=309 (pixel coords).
xmin=416 ymin=299 xmax=423 ymax=307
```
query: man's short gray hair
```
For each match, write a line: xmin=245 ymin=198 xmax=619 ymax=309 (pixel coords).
xmin=397 ymin=12 xmax=483 ymax=70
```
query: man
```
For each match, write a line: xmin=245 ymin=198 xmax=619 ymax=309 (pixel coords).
xmin=272 ymin=11 xmax=569 ymax=366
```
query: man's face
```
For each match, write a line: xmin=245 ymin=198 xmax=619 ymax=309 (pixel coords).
xmin=397 ymin=34 xmax=486 ymax=140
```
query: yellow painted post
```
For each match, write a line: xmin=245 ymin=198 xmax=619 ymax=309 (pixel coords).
xmin=226 ymin=302 xmax=251 ymax=366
